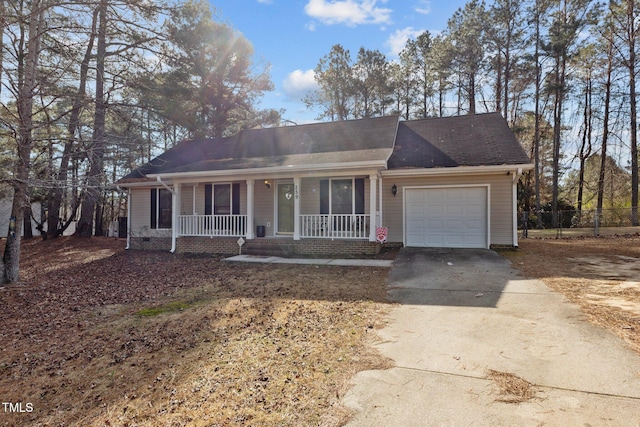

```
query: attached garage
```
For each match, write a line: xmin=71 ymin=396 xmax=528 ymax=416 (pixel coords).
xmin=404 ymin=186 xmax=489 ymax=248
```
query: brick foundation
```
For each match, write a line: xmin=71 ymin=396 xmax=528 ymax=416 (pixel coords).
xmin=176 ymin=236 xmax=240 ymax=254
xmin=130 ymin=236 xmax=380 ymax=256
xmin=129 ymin=237 xmax=172 ymax=251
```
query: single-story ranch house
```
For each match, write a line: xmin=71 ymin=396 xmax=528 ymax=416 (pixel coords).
xmin=117 ymin=113 xmax=533 ymax=256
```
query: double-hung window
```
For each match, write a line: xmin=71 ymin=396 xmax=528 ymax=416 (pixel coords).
xmin=204 ymin=183 xmax=240 ymax=215
xmin=150 ymin=188 xmax=172 ymax=229
xmin=320 ymin=178 xmax=365 ymax=215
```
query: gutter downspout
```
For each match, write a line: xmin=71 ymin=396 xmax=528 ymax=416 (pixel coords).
xmin=512 ymin=168 xmax=523 ymax=247
xmin=156 ymin=176 xmax=177 ymax=253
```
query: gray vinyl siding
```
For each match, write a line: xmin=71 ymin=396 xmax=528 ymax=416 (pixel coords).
xmin=382 ymin=173 xmax=514 ymax=246
xmin=130 ymin=187 xmax=171 ymax=238
xmin=129 ymin=187 xmax=150 ymax=235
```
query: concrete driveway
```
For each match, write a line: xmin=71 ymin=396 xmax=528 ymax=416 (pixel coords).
xmin=343 ymin=248 xmax=640 ymax=426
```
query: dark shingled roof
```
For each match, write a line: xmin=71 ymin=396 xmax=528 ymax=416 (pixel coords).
xmin=119 ymin=115 xmax=399 ymax=182
xmin=118 ymin=113 xmax=530 ymax=184
xmin=388 ymin=113 xmax=531 ymax=169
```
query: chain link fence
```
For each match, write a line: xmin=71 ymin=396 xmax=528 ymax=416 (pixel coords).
xmin=520 ymin=207 xmax=640 ymax=238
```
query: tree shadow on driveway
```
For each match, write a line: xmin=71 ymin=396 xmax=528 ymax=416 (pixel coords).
xmin=387 ymin=247 xmax=520 ymax=308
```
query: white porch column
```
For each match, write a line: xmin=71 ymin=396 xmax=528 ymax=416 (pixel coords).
xmin=293 ymin=176 xmax=301 ymax=240
xmin=512 ymin=168 xmax=523 ymax=248
xmin=192 ymin=184 xmax=197 ymax=215
xmin=378 ymin=175 xmax=383 ymax=228
xmin=171 ymin=182 xmax=180 ymax=253
xmin=369 ymin=174 xmax=378 ymax=242
xmin=246 ymin=179 xmax=255 ymax=239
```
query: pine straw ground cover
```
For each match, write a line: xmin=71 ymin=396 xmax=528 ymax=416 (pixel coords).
xmin=0 ymin=237 xmax=393 ymax=426
xmin=486 ymin=370 xmax=538 ymax=404
xmin=502 ymin=235 xmax=640 ymax=354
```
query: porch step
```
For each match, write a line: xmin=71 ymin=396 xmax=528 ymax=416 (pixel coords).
xmin=243 ymin=243 xmax=295 ymax=257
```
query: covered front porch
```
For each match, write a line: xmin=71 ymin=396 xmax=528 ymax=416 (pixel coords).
xmin=178 ymin=213 xmax=372 ymax=239
xmin=163 ymin=172 xmax=383 ymax=253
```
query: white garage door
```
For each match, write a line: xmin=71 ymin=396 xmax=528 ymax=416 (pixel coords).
xmin=405 ymin=187 xmax=488 ymax=248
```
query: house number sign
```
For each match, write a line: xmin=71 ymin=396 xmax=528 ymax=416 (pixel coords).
xmin=294 ymin=185 xmax=299 ymax=200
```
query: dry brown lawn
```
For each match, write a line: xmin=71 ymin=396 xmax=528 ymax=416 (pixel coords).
xmin=503 ymin=235 xmax=640 ymax=354
xmin=7 ymin=234 xmax=638 ymax=425
xmin=0 ymin=237 xmax=393 ymax=426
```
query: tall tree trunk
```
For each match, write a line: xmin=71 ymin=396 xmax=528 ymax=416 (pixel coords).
xmin=495 ymin=52 xmax=503 ymax=114
xmin=627 ymin=0 xmax=639 ymax=225
xmin=439 ymin=75 xmax=445 ymax=117
xmin=48 ymin=8 xmax=99 ymax=237
xmin=551 ymin=52 xmax=566 ymax=228
xmin=504 ymin=43 xmax=510 ymax=121
xmin=468 ymin=74 xmax=476 ymax=115
xmin=597 ymin=30 xmax=614 ymax=236
xmin=77 ymin=0 xmax=107 ymax=237
xmin=534 ymin=0 xmax=542 ymax=229
xmin=23 ymin=202 xmax=33 ymax=240
xmin=3 ymin=0 xmax=44 ymax=284
xmin=0 ymin=0 xmax=5 ymax=99
xmin=577 ymin=72 xmax=592 ymax=213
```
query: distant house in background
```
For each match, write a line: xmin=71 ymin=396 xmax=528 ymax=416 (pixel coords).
xmin=0 ymin=186 xmax=79 ymax=238
xmin=0 ymin=188 xmax=41 ymax=238
xmin=117 ymin=113 xmax=533 ymax=256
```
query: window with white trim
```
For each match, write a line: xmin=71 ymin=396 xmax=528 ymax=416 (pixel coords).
xmin=150 ymin=188 xmax=172 ymax=229
xmin=320 ymin=178 xmax=365 ymax=215
xmin=205 ymin=183 xmax=240 ymax=215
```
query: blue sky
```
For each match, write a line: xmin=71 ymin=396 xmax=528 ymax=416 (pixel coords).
xmin=209 ymin=0 xmax=467 ymax=124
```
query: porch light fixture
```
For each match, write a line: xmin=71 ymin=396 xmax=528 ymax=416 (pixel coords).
xmin=391 ymin=183 xmax=398 ymax=197
xmin=264 ymin=180 xmax=271 ymax=189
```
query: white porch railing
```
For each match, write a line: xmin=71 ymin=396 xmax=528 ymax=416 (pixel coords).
xmin=300 ymin=214 xmax=370 ymax=239
xmin=178 ymin=215 xmax=247 ymax=237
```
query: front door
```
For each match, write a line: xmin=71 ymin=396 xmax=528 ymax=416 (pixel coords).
xmin=277 ymin=183 xmax=295 ymax=234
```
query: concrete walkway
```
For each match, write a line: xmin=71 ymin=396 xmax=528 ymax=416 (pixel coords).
xmin=343 ymin=248 xmax=640 ymax=426
xmin=224 ymin=254 xmax=393 ymax=267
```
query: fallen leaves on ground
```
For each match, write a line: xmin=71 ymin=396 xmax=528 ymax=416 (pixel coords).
xmin=486 ymin=370 xmax=538 ymax=404
xmin=0 ymin=237 xmax=393 ymax=426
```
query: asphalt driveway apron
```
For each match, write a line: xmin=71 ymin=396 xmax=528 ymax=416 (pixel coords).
xmin=343 ymin=248 xmax=640 ymax=426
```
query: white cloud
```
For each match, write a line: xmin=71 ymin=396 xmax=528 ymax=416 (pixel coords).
xmin=283 ymin=69 xmax=319 ymax=100
xmin=304 ymin=0 xmax=392 ymax=27
xmin=386 ymin=27 xmax=425 ymax=57
xmin=257 ymin=0 xmax=273 ymax=4
xmin=414 ymin=0 xmax=431 ymax=15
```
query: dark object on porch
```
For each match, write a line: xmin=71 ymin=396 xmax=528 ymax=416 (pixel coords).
xmin=256 ymin=225 xmax=266 ymax=238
